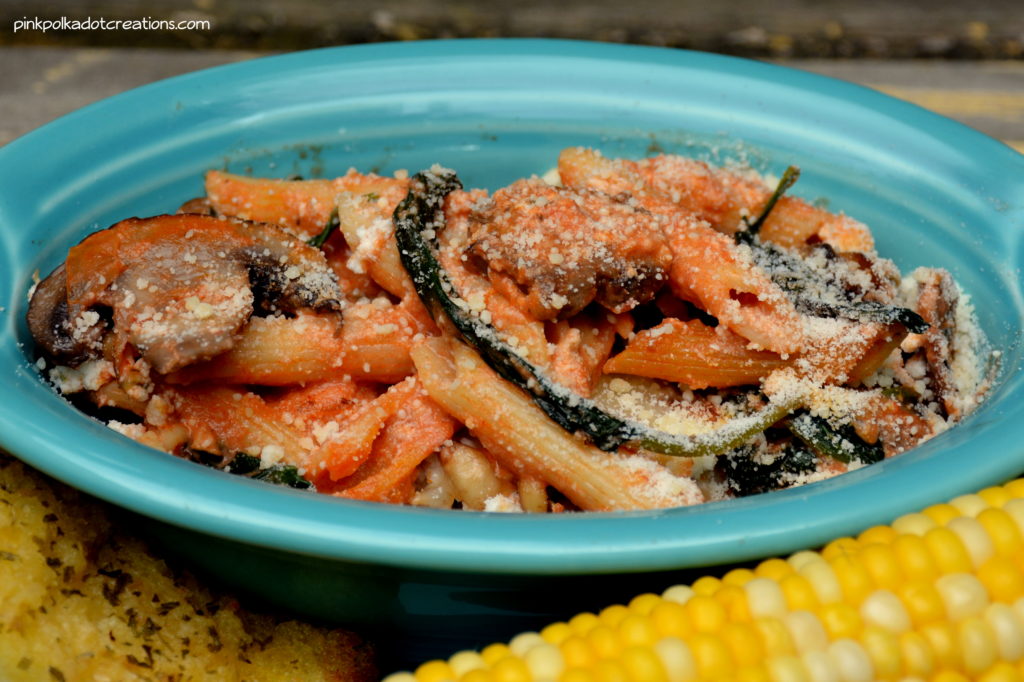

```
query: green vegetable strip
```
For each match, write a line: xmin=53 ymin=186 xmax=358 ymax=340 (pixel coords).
xmin=737 ymin=165 xmax=801 ymax=242
xmin=788 ymin=412 xmax=884 ymax=465
xmin=394 ymin=167 xmax=798 ymax=457
xmin=306 ymin=208 xmax=340 ymax=248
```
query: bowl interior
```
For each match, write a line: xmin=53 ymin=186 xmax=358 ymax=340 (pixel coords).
xmin=1 ymin=40 xmax=1023 ymax=581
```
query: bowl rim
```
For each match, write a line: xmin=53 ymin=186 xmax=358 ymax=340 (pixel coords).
xmin=2 ymin=38 xmax=1023 ymax=576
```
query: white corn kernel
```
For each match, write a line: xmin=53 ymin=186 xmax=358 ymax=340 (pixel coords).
xmin=861 ymin=590 xmax=912 ymax=634
xmin=828 ymin=639 xmax=875 ymax=682
xmin=936 ymin=573 xmax=989 ymax=621
xmin=949 ymin=494 xmax=989 ymax=518
xmin=654 ymin=637 xmax=698 ymax=682
xmin=746 ymin=577 xmax=788 ymax=619
xmin=947 ymin=516 xmax=995 ymax=567
xmin=891 ymin=512 xmax=937 ymax=536
xmin=785 ymin=611 xmax=829 ymax=653
xmin=984 ymin=603 xmax=1024 ymax=661
xmin=662 ymin=585 xmax=695 ymax=605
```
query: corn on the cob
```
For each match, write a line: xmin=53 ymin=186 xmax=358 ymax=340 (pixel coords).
xmin=385 ymin=481 xmax=1024 ymax=682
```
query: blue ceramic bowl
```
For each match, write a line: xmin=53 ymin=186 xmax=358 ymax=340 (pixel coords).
xmin=1 ymin=40 xmax=1023 ymax=662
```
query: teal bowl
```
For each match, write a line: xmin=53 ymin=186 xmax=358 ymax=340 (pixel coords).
xmin=1 ymin=40 xmax=1023 ymax=665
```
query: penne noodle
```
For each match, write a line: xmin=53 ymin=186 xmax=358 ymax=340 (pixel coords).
xmin=411 ymin=337 xmax=704 ymax=511
xmin=332 ymin=386 xmax=457 ymax=503
xmin=663 ymin=215 xmax=805 ymax=354
xmin=206 ymin=169 xmax=408 ymax=241
xmin=605 ymin=317 xmax=790 ymax=389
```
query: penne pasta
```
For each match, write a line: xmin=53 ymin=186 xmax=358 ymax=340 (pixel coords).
xmin=605 ymin=317 xmax=791 ymax=389
xmin=411 ymin=337 xmax=704 ymax=511
xmin=31 ymin=150 xmax=994 ymax=511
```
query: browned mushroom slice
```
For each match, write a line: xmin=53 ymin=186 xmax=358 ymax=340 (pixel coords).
xmin=465 ymin=179 xmax=672 ymax=320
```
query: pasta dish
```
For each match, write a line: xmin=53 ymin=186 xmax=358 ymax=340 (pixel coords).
xmin=26 ymin=149 xmax=996 ymax=512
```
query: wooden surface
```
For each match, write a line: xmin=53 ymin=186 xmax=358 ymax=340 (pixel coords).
xmin=2 ymin=47 xmax=1023 ymax=152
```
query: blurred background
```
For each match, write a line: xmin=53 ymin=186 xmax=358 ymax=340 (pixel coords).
xmin=1 ymin=0 xmax=1023 ymax=148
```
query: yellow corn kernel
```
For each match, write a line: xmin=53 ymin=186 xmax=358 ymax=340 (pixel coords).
xmin=779 ymin=574 xmax=819 ymax=612
xmin=599 ymin=605 xmax=630 ymax=629
xmin=461 ymin=670 xmax=492 ymax=682
xmin=415 ymin=660 xmax=455 ymax=682
xmin=690 ymin=632 xmax=735 ymax=679
xmin=755 ymin=617 xmax=797 ymax=657
xmin=620 ymin=646 xmax=668 ymax=682
xmin=745 ymin=578 xmax=788 ymax=619
xmin=800 ymin=560 xmax=843 ymax=605
xmin=560 ymin=668 xmax=596 ymax=682
xmin=766 ymin=655 xmax=810 ymax=682
xmin=979 ymin=508 xmax=1024 ymax=557
xmin=715 ymin=584 xmax=753 ymax=623
xmin=560 ymin=635 xmax=594 ymax=669
xmin=821 ymin=537 xmax=860 ymax=561
xmin=893 ymin=534 xmax=939 ymax=582
xmin=618 ymin=613 xmax=658 ymax=648
xmin=827 ymin=638 xmax=875 ymax=682
xmin=481 ymin=643 xmax=512 ymax=665
xmin=960 ymin=616 xmax=999 ymax=675
xmin=693 ymin=576 xmax=723 ymax=597
xmin=569 ymin=613 xmax=601 ymax=637
xmin=948 ymin=516 xmax=996 ymax=568
xmin=979 ymin=661 xmax=1022 ymax=682
xmin=980 ymin=485 xmax=1015 ymax=509
xmin=830 ymin=554 xmax=874 ymax=605
xmin=898 ymin=581 xmax=948 ymax=627
xmin=923 ymin=503 xmax=962 ymax=526
xmin=723 ymin=568 xmax=757 ymax=587
xmin=735 ymin=666 xmax=772 ymax=682
xmin=783 ymin=610 xmax=828 ymax=653
xmin=936 ymin=573 xmax=990 ymax=621
xmin=859 ymin=525 xmax=899 ymax=546
xmin=651 ymin=600 xmax=691 ymax=639
xmin=755 ymin=558 xmax=795 ymax=582
xmin=591 ymin=659 xmax=629 ymax=682
xmin=860 ymin=625 xmax=902 ymax=680
xmin=950 ymin=493 xmax=990 ymax=518
xmin=860 ymin=588 xmax=912 ymax=633
xmin=892 ymin=512 xmax=938 ymax=537
xmin=492 ymin=656 xmax=532 ymax=682
xmin=721 ymin=622 xmax=766 ymax=669
xmin=980 ymin=556 xmax=1024 ymax=603
xmin=449 ymin=650 xmax=487 ymax=677
xmin=901 ymin=630 xmax=937 ymax=678
xmin=1004 ymin=480 xmax=1024 ymax=500
xmin=1004 ymin=500 xmax=1024 ymax=536
xmin=920 ymin=621 xmax=962 ymax=671
xmin=523 ymin=643 xmax=564 ymax=680
xmin=931 ymin=672 xmax=970 ymax=682
xmin=663 ymin=585 xmax=695 ymax=606
xmin=541 ymin=622 xmax=572 ymax=646
xmin=980 ymin=662 xmax=1023 ymax=682
xmin=629 ymin=593 xmax=663 ymax=616
xmin=510 ymin=632 xmax=545 ymax=656
xmin=587 ymin=625 xmax=621 ymax=659
xmin=819 ymin=602 xmax=863 ymax=639
xmin=686 ymin=594 xmax=728 ymax=633
xmin=859 ymin=542 xmax=904 ymax=590
xmin=653 ymin=637 xmax=697 ymax=682
xmin=984 ymin=603 xmax=1024 ymax=662
xmin=925 ymin=527 xmax=974 ymax=574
